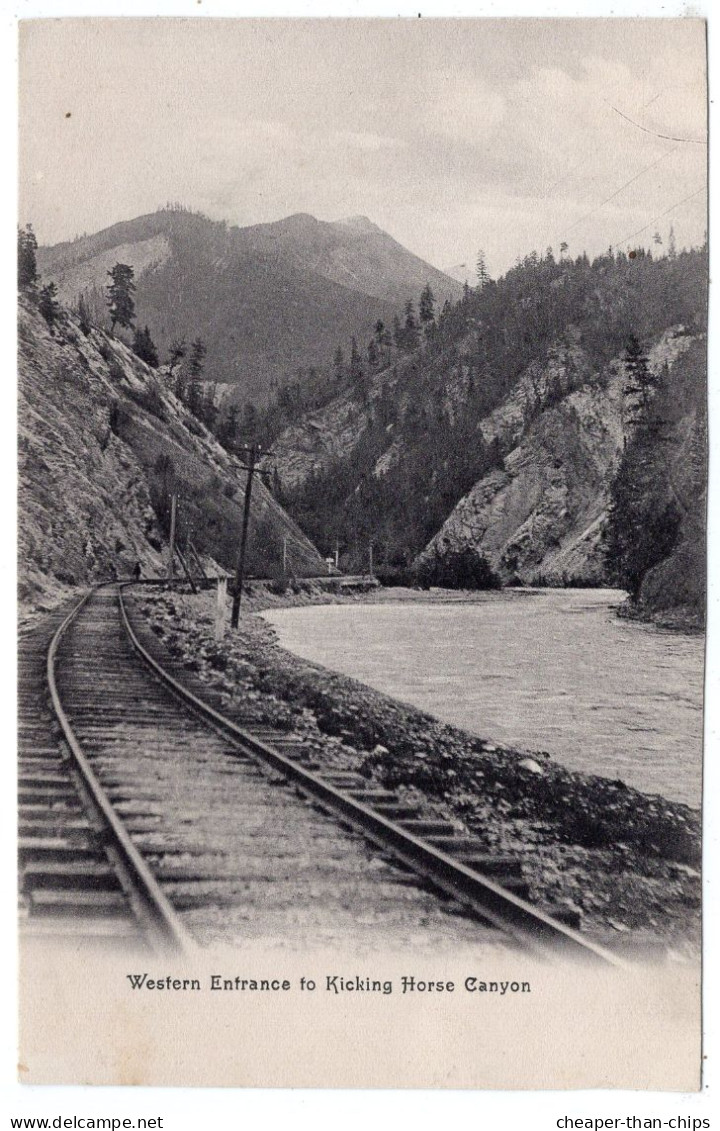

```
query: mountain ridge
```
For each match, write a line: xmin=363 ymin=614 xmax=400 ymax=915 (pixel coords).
xmin=37 ymin=209 xmax=462 ymax=405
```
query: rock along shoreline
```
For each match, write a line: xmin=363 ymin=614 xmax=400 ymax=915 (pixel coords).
xmin=130 ymin=582 xmax=701 ymax=959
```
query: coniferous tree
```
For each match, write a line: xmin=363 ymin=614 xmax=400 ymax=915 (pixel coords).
xmin=217 ymin=403 xmax=239 ymax=451
xmin=668 ymin=225 xmax=677 ymax=259
xmin=419 ymin=284 xmax=435 ymax=330
xmin=403 ymin=300 xmax=419 ymax=350
xmin=189 ymin=337 xmax=206 ymax=378
xmin=38 ymin=282 xmax=60 ymax=332
xmin=367 ymin=339 xmax=379 ymax=371
xmin=476 ymin=250 xmax=490 ymax=290
xmin=186 ymin=379 xmax=203 ymax=418
xmin=107 ymin=263 xmax=135 ymax=334
xmin=333 ymin=345 xmax=345 ymax=384
xmin=77 ymin=294 xmax=92 ymax=336
xmin=623 ymin=334 xmax=656 ymax=421
xmin=18 ymin=225 xmax=38 ymax=289
xmin=392 ymin=313 xmax=403 ymax=351
xmin=132 ymin=325 xmax=159 ymax=368
xmin=373 ymin=320 xmax=391 ymax=365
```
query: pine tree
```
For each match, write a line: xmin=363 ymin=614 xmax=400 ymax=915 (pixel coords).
xmin=107 ymin=263 xmax=135 ymax=334
xmin=476 ymin=249 xmax=490 ymax=290
xmin=374 ymin=320 xmax=391 ymax=365
xmin=38 ymin=282 xmax=60 ymax=332
xmin=403 ymin=301 xmax=419 ymax=350
xmin=186 ymin=379 xmax=203 ymax=418
xmin=241 ymin=401 xmax=259 ymax=441
xmin=132 ymin=325 xmax=159 ymax=368
xmin=189 ymin=337 xmax=206 ymax=378
xmin=218 ymin=403 xmax=239 ymax=451
xmin=623 ymin=334 xmax=656 ymax=421
xmin=77 ymin=294 xmax=92 ymax=336
xmin=419 ymin=284 xmax=435 ymax=330
xmin=668 ymin=225 xmax=677 ymax=259
xmin=18 ymin=224 xmax=38 ymax=289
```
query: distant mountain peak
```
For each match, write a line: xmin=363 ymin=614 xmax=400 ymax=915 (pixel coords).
xmin=335 ymin=215 xmax=379 ymax=234
xmin=281 ymin=212 xmax=319 ymax=227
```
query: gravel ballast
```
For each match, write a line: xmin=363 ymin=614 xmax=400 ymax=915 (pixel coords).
xmin=130 ymin=584 xmax=702 ymax=959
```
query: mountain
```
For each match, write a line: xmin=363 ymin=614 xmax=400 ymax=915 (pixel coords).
xmin=266 ymin=244 xmax=707 ymax=622
xmin=18 ymin=292 xmax=324 ymax=613
xmin=234 ymin=212 xmax=462 ymax=308
xmin=36 ymin=209 xmax=462 ymax=406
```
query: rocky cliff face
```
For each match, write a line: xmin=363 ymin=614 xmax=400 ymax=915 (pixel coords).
xmin=417 ymin=331 xmax=696 ymax=584
xmin=18 ymin=297 xmax=324 ymax=614
xmin=269 ymin=319 xmax=699 ymax=589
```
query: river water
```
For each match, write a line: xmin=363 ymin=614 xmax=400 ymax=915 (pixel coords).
xmin=264 ymin=590 xmax=704 ymax=809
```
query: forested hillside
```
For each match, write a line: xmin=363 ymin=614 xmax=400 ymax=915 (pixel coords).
xmin=263 ymin=243 xmax=706 ymax=618
xmin=604 ymin=334 xmax=706 ymax=627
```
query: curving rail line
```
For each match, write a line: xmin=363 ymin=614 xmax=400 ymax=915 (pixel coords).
xmin=19 ymin=587 xmax=194 ymax=954
xmin=19 ymin=584 xmax=623 ymax=965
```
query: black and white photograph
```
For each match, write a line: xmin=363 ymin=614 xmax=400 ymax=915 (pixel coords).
xmin=12 ymin=13 xmax=709 ymax=1092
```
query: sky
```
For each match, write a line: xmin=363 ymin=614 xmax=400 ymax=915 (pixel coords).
xmin=18 ymin=18 xmax=707 ymax=277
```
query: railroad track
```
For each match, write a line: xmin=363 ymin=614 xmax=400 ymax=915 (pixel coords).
xmin=18 ymin=597 xmax=189 ymax=952
xmin=19 ymin=586 xmax=621 ymax=964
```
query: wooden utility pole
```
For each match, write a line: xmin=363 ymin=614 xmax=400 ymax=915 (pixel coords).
xmin=168 ymin=493 xmax=177 ymax=583
xmin=369 ymin=541 xmax=374 ymax=578
xmin=282 ymin=536 xmax=288 ymax=576
xmin=231 ymin=444 xmax=259 ymax=628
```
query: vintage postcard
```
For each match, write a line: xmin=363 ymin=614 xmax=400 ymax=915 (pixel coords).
xmin=16 ymin=16 xmax=707 ymax=1089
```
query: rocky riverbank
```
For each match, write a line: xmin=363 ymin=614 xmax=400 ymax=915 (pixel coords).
xmin=130 ymin=584 xmax=702 ymax=959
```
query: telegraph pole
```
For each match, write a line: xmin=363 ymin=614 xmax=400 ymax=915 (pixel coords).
xmin=231 ymin=443 xmax=265 ymax=628
xmin=168 ymin=493 xmax=177 ymax=583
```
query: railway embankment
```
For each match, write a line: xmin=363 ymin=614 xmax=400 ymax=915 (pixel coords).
xmin=130 ymin=584 xmax=701 ymax=956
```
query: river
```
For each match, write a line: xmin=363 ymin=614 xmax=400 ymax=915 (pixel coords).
xmin=264 ymin=589 xmax=704 ymax=808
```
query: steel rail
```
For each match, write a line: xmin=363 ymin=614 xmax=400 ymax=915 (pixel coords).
xmin=46 ymin=588 xmax=196 ymax=956
xmin=118 ymin=585 xmax=624 ymax=967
